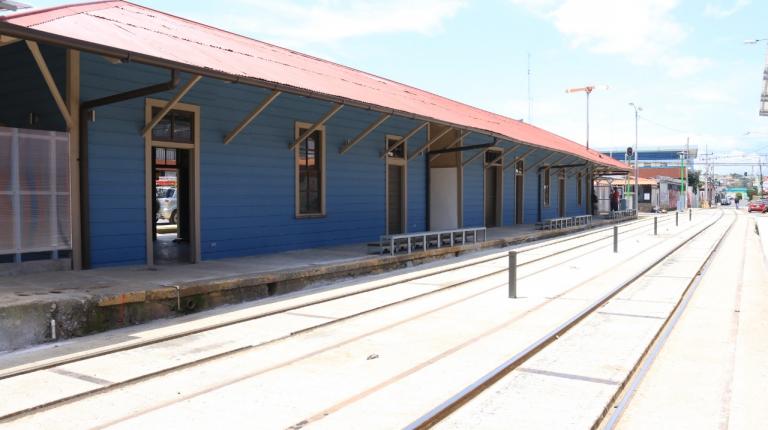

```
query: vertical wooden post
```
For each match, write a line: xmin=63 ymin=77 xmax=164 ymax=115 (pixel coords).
xmin=66 ymin=49 xmax=81 ymax=270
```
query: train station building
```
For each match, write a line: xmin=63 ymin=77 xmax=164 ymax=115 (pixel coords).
xmin=0 ymin=1 xmax=628 ymax=272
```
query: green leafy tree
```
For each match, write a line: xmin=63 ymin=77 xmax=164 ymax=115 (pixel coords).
xmin=747 ymin=187 xmax=758 ymax=200
xmin=687 ymin=170 xmax=701 ymax=194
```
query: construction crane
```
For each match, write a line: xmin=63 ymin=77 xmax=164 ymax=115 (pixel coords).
xmin=565 ymin=85 xmax=609 ymax=150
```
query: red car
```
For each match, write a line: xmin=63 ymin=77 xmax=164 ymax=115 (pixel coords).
xmin=747 ymin=200 xmax=768 ymax=213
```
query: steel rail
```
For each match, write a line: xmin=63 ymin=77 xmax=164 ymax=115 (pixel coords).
xmin=0 ymin=213 xmax=713 ymax=423
xmin=0 ymin=214 xmax=674 ymax=381
xmin=598 ymin=211 xmax=741 ymax=430
xmin=404 ymin=210 xmax=728 ymax=430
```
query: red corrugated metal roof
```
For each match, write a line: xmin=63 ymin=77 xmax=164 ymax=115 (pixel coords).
xmin=1 ymin=1 xmax=628 ymax=170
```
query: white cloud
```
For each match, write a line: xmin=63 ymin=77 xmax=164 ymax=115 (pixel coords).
xmin=203 ymin=0 xmax=466 ymax=48
xmin=509 ymin=0 xmax=712 ymax=77
xmin=704 ymin=0 xmax=751 ymax=18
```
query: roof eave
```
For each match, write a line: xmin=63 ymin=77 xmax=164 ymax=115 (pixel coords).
xmin=0 ymin=20 xmax=624 ymax=170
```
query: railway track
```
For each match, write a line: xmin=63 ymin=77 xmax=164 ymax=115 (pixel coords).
xmin=404 ymin=210 xmax=733 ymax=429
xmin=0 ymin=211 xmax=709 ymax=425
xmin=0 ymin=214 xmax=674 ymax=381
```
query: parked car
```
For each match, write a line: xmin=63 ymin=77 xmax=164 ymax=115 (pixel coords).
xmin=720 ymin=198 xmax=730 ymax=205
xmin=156 ymin=187 xmax=178 ymax=224
xmin=747 ymin=199 xmax=767 ymax=213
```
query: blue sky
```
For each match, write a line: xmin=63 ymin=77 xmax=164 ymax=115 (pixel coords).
xmin=15 ymin=0 xmax=768 ymax=173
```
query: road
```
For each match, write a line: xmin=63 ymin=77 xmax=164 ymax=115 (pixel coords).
xmin=1 ymin=209 xmax=764 ymax=429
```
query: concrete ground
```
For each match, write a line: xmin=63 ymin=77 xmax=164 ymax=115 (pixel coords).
xmin=613 ymin=210 xmax=768 ymax=429
xmin=0 ymin=209 xmax=720 ymax=428
xmin=0 ymin=215 xmax=639 ymax=351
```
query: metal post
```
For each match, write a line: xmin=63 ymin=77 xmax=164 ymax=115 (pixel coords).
xmin=676 ymin=211 xmax=679 ymax=226
xmin=613 ymin=226 xmax=618 ymax=253
xmin=654 ymin=216 xmax=657 ymax=236
xmin=689 ymin=208 xmax=692 ymax=221
xmin=508 ymin=251 xmax=517 ymax=299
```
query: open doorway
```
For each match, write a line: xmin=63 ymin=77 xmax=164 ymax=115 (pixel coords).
xmin=145 ymin=99 xmax=199 ymax=267
xmin=558 ymin=169 xmax=566 ymax=217
xmin=484 ymin=150 xmax=502 ymax=227
xmin=385 ymin=135 xmax=407 ymax=234
xmin=152 ymin=147 xmax=191 ymax=264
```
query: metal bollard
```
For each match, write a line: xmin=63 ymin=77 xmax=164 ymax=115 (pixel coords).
xmin=508 ymin=251 xmax=517 ymax=299
xmin=689 ymin=208 xmax=692 ymax=221
xmin=613 ymin=226 xmax=618 ymax=253
xmin=654 ymin=216 xmax=657 ymax=236
xmin=676 ymin=211 xmax=679 ymax=226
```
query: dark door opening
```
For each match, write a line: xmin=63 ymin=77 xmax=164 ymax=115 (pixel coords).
xmin=152 ymin=147 xmax=191 ymax=264
xmin=387 ymin=164 xmax=405 ymax=234
xmin=485 ymin=165 xmax=500 ymax=227
xmin=558 ymin=174 xmax=566 ymax=217
xmin=515 ymin=161 xmax=524 ymax=224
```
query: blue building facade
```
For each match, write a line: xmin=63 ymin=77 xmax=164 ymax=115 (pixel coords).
xmin=0 ymin=6 xmax=617 ymax=271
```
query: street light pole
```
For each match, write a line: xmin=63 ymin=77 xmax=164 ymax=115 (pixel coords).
xmin=566 ymin=85 xmax=608 ymax=150
xmin=629 ymin=103 xmax=641 ymax=212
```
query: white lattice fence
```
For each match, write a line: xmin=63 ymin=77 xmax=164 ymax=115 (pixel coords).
xmin=0 ymin=127 xmax=70 ymax=262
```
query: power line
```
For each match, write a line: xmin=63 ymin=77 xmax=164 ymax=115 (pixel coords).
xmin=637 ymin=114 xmax=690 ymax=134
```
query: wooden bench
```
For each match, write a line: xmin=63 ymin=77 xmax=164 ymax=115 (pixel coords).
xmin=372 ymin=227 xmax=487 ymax=255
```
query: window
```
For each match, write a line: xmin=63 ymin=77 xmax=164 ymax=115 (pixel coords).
xmin=386 ymin=136 xmax=405 ymax=159
xmin=295 ymin=124 xmax=325 ymax=216
xmin=151 ymin=108 xmax=194 ymax=144
xmin=516 ymin=160 xmax=524 ymax=176
xmin=485 ymin=150 xmax=503 ymax=167
xmin=543 ymin=167 xmax=551 ymax=207
xmin=577 ymin=172 xmax=583 ymax=207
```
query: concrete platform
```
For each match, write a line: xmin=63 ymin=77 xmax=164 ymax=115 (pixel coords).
xmin=0 ymin=215 xmax=639 ymax=351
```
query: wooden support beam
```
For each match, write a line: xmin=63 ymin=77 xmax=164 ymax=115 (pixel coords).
xmin=379 ymin=121 xmax=428 ymax=159
xmin=290 ymin=103 xmax=344 ymax=151
xmin=0 ymin=35 xmax=20 ymax=47
xmin=484 ymin=143 xmax=521 ymax=169
xmin=224 ymin=90 xmax=281 ymax=145
xmin=430 ymin=130 xmax=471 ymax=161
xmin=339 ymin=112 xmax=390 ymax=154
xmin=503 ymin=147 xmax=537 ymax=171
xmin=407 ymin=126 xmax=453 ymax=161
xmin=525 ymin=152 xmax=564 ymax=173
xmin=141 ymin=74 xmax=202 ymax=137
xmin=26 ymin=40 xmax=72 ymax=129
xmin=462 ymin=138 xmax=501 ymax=168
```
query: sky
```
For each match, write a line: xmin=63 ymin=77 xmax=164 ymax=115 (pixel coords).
xmin=11 ymin=0 xmax=768 ymax=174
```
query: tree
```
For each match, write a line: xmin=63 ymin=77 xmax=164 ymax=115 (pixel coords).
xmin=688 ymin=170 xmax=701 ymax=194
xmin=747 ymin=187 xmax=758 ymax=200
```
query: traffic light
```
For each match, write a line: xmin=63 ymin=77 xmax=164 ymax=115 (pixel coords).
xmin=626 ymin=147 xmax=633 ymax=157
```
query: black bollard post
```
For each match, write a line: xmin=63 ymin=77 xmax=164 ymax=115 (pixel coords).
xmin=508 ymin=251 xmax=517 ymax=299
xmin=613 ymin=226 xmax=618 ymax=253
xmin=676 ymin=211 xmax=679 ymax=227
xmin=654 ymin=216 xmax=657 ymax=236
xmin=689 ymin=208 xmax=692 ymax=221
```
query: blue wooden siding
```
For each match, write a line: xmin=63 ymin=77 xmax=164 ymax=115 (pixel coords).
xmin=80 ymin=54 xmax=435 ymax=265
xmin=0 ymin=43 xmax=66 ymax=131
xmin=460 ymin=134 xmax=488 ymax=227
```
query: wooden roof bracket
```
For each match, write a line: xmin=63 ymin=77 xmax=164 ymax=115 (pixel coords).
xmin=503 ymin=147 xmax=537 ymax=171
xmin=289 ymin=103 xmax=344 ymax=150
xmin=26 ymin=40 xmax=72 ymax=129
xmin=339 ymin=112 xmax=390 ymax=154
xmin=407 ymin=126 xmax=453 ymax=161
xmin=141 ymin=74 xmax=202 ymax=137
xmin=223 ymin=90 xmax=281 ymax=144
xmin=379 ymin=121 xmax=428 ymax=159
xmin=430 ymin=130 xmax=471 ymax=162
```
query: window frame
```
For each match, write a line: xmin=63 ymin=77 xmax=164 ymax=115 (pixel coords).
xmin=294 ymin=121 xmax=326 ymax=218
xmin=385 ymin=135 xmax=407 ymax=234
